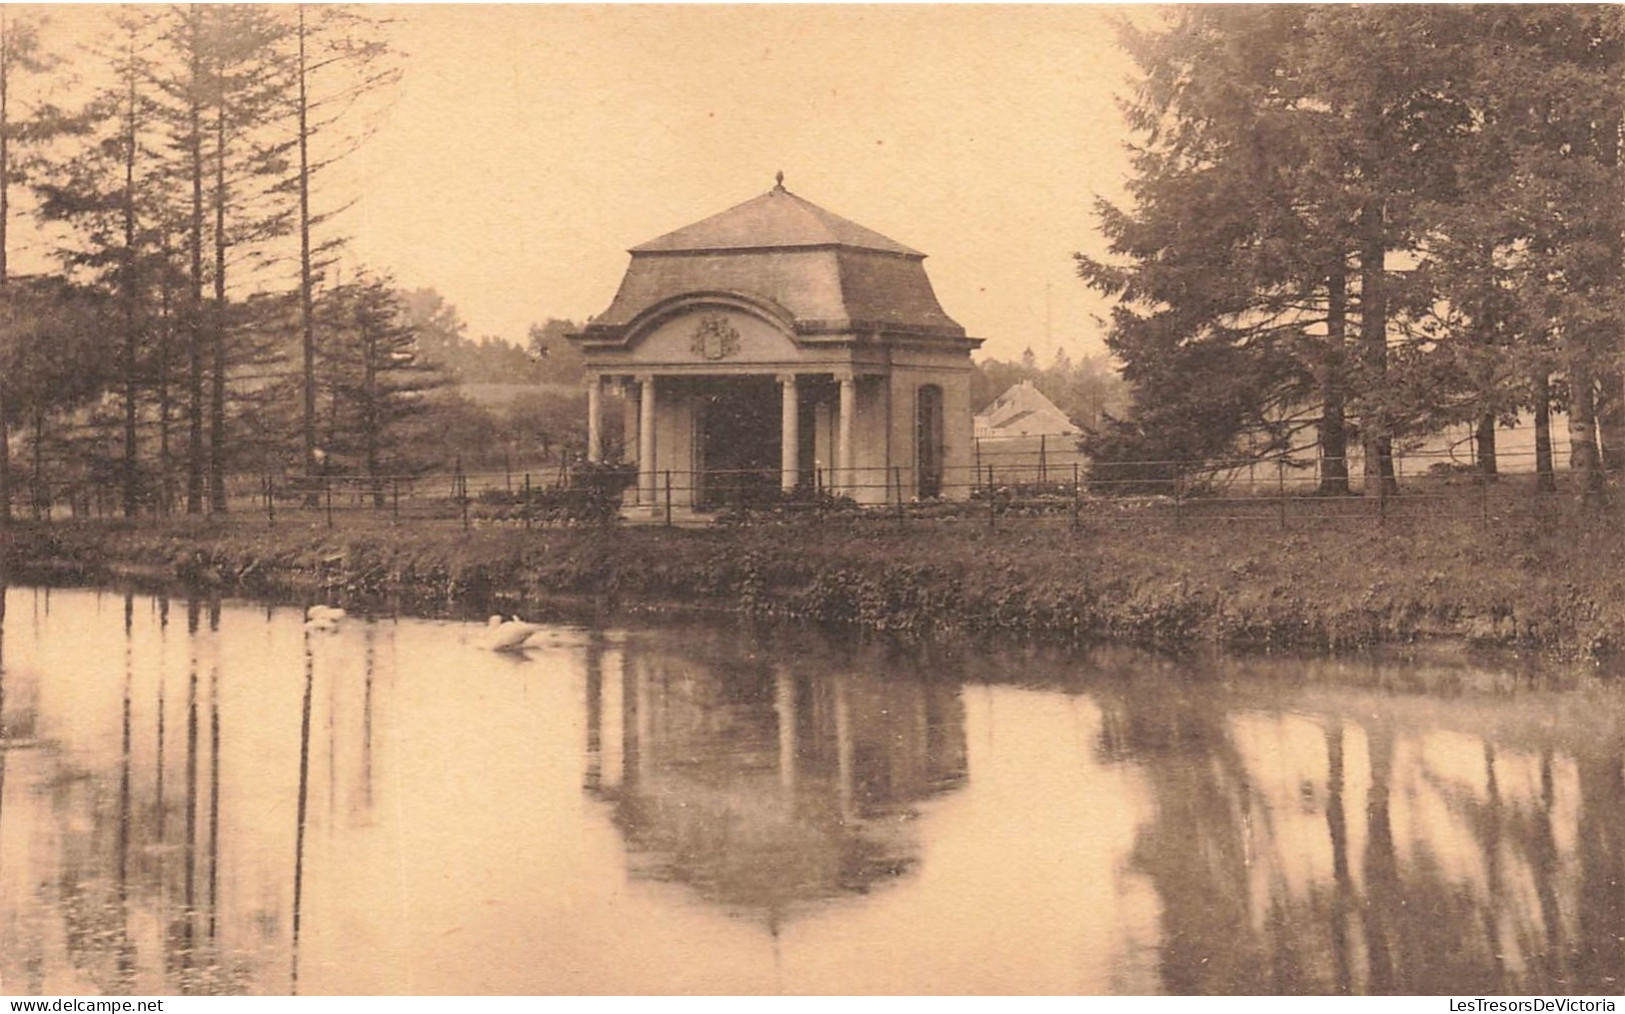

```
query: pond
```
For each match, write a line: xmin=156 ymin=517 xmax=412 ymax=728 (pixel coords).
xmin=1 ymin=584 xmax=1622 ymax=995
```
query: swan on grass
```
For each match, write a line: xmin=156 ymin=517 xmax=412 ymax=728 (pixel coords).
xmin=484 ymin=615 xmax=544 ymax=651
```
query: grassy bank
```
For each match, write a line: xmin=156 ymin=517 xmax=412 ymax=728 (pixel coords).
xmin=1 ymin=512 xmax=1622 ymax=661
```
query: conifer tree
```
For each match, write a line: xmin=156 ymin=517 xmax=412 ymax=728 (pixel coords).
xmin=0 ymin=10 xmax=57 ymax=525
xmin=284 ymin=3 xmax=398 ymax=493
xmin=314 ymin=271 xmax=440 ymax=503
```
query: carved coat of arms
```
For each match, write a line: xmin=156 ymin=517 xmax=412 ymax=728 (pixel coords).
xmin=690 ymin=314 xmax=741 ymax=361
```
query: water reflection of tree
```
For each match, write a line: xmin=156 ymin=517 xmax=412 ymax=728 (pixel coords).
xmin=1574 ymin=741 xmax=1625 ymax=993
xmin=1105 ymin=666 xmax=1625 ymax=995
xmin=585 ymin=630 xmax=968 ymax=926
xmin=1098 ymin=679 xmax=1281 ymax=993
xmin=35 ymin=593 xmax=250 ymax=995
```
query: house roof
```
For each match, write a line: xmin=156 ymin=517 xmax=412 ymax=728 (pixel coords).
xmin=631 ymin=181 xmax=923 ymax=257
xmin=578 ymin=180 xmax=969 ymax=342
xmin=974 ymin=380 xmax=1081 ymax=438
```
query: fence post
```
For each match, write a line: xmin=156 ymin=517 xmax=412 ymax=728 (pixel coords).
xmin=1481 ymin=470 xmax=1490 ymax=524
xmin=522 ymin=473 xmax=530 ymax=530
xmin=664 ymin=470 xmax=672 ymax=528
xmin=894 ymin=465 xmax=904 ymax=524
xmin=266 ymin=475 xmax=275 ymax=528
xmin=1276 ymin=457 xmax=1287 ymax=531
xmin=974 ymin=438 xmax=982 ymax=495
xmin=393 ymin=479 xmax=401 ymax=525
xmin=324 ymin=475 xmax=333 ymax=529
xmin=1174 ymin=470 xmax=1183 ymax=525
xmin=987 ymin=464 xmax=997 ymax=531
xmin=1072 ymin=462 xmax=1081 ymax=531
xmin=1039 ymin=434 xmax=1048 ymax=483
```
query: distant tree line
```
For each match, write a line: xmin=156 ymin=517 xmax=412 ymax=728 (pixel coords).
xmin=1081 ymin=6 xmax=1625 ymax=502
xmin=396 ymin=293 xmax=597 ymax=470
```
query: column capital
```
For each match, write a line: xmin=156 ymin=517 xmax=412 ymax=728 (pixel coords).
xmin=777 ymin=372 xmax=799 ymax=386
xmin=634 ymin=372 xmax=656 ymax=387
xmin=835 ymin=369 xmax=856 ymax=386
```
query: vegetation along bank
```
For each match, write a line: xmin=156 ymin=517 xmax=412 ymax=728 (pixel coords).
xmin=4 ymin=513 xmax=1624 ymax=665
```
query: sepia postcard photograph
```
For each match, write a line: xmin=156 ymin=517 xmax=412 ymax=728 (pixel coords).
xmin=0 ymin=3 xmax=1624 ymax=1000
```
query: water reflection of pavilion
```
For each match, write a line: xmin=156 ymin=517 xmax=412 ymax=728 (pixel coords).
xmin=583 ymin=630 xmax=968 ymax=922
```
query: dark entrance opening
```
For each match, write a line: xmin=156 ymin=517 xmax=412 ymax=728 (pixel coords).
xmin=917 ymin=384 xmax=945 ymax=498
xmin=695 ymin=376 xmax=780 ymax=508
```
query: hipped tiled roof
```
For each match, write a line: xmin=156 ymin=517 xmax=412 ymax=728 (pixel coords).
xmin=631 ymin=185 xmax=923 ymax=256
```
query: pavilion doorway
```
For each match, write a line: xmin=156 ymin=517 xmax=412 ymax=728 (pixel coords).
xmin=918 ymin=384 xmax=945 ymax=498
xmin=694 ymin=376 xmax=781 ymax=508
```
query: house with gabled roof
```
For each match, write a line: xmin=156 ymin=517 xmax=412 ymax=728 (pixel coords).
xmin=974 ymin=380 xmax=1081 ymax=440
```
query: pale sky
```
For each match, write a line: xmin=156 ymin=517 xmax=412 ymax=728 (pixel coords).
xmin=32 ymin=5 xmax=1143 ymax=363
xmin=349 ymin=5 xmax=1139 ymax=361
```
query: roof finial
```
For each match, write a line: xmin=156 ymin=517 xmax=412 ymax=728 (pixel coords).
xmin=774 ymin=170 xmax=785 ymax=191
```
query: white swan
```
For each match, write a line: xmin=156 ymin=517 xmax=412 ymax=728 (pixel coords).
xmin=484 ymin=614 xmax=544 ymax=651
xmin=305 ymin=604 xmax=347 ymax=632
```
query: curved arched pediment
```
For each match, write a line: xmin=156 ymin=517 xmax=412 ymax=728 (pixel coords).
xmin=623 ymin=292 xmax=802 ymax=366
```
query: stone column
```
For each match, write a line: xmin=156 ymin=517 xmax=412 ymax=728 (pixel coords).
xmin=637 ymin=374 xmax=656 ymax=506
xmin=586 ymin=375 xmax=603 ymax=464
xmin=622 ymin=382 xmax=639 ymax=464
xmin=837 ymin=372 xmax=856 ymax=496
xmin=779 ymin=373 xmax=799 ymax=492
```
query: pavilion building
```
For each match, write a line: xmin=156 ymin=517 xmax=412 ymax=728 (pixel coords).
xmin=569 ymin=177 xmax=981 ymax=512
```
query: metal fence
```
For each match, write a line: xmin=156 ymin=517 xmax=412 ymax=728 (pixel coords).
xmin=14 ymin=441 xmax=1604 ymax=530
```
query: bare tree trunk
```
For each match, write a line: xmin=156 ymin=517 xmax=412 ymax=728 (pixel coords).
xmin=1597 ymin=370 xmax=1625 ymax=472
xmin=158 ymin=241 xmax=173 ymax=515
xmin=1475 ymin=413 xmax=1498 ymax=479
xmin=1319 ymin=264 xmax=1351 ymax=496
xmin=363 ymin=331 xmax=380 ymax=507
xmin=185 ymin=15 xmax=204 ymax=515
xmin=120 ymin=30 xmax=139 ymax=519
xmin=1569 ymin=359 xmax=1608 ymax=507
xmin=1358 ymin=206 xmax=1397 ymax=497
xmin=208 ymin=41 xmax=228 ymax=515
xmin=297 ymin=6 xmax=319 ymax=504
xmin=1533 ymin=370 xmax=1556 ymax=494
